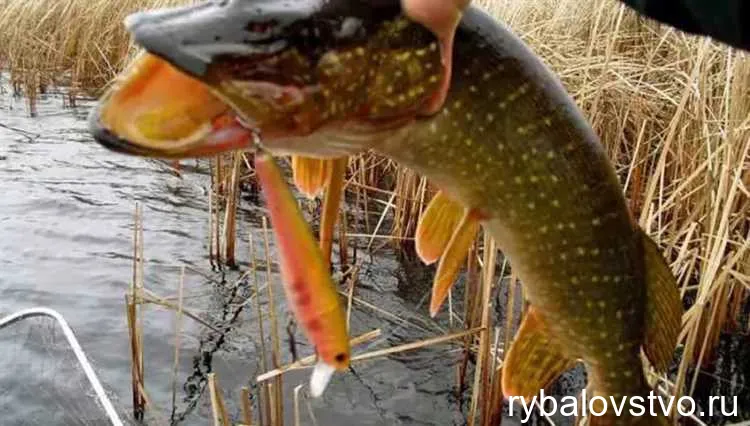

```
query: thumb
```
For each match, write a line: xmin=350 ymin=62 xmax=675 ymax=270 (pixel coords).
xmin=402 ymin=0 xmax=470 ymax=115
xmin=402 ymin=0 xmax=469 ymax=42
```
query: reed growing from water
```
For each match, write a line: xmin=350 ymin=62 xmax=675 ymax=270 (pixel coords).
xmin=2 ymin=0 xmax=748 ymax=423
xmin=127 ymin=203 xmax=146 ymax=421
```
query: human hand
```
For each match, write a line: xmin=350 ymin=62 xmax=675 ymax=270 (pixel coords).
xmin=402 ymin=0 xmax=471 ymax=114
xmin=402 ymin=0 xmax=470 ymax=44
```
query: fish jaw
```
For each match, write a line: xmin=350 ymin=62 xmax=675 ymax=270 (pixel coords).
xmin=89 ymin=53 xmax=254 ymax=159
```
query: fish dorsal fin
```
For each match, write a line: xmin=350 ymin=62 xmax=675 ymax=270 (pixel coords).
xmin=640 ymin=230 xmax=683 ymax=372
xmin=291 ymin=156 xmax=333 ymax=199
xmin=502 ymin=307 xmax=575 ymax=400
xmin=429 ymin=209 xmax=480 ymax=317
xmin=416 ymin=191 xmax=465 ymax=265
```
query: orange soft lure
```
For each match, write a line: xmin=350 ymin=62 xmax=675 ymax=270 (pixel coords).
xmin=254 ymin=152 xmax=350 ymax=396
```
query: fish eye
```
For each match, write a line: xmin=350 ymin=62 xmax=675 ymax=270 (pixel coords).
xmin=334 ymin=353 xmax=348 ymax=363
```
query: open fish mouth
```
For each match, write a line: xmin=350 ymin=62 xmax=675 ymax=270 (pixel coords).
xmin=89 ymin=53 xmax=256 ymax=159
xmin=90 ymin=0 xmax=444 ymax=160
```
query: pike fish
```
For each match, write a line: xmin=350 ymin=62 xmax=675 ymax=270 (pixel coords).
xmin=89 ymin=0 xmax=683 ymax=423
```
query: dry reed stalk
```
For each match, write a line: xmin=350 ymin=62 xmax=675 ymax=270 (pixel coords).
xmin=468 ymin=235 xmax=496 ymax=426
xmin=336 ymin=290 xmax=435 ymax=334
xmin=249 ymin=228 xmax=271 ymax=425
xmin=390 ymin=167 xmax=426 ymax=245
xmin=338 ymin=207 xmax=350 ymax=267
xmin=503 ymin=273 xmax=518 ymax=363
xmin=257 ymin=329 xmax=382 ymax=382
xmin=222 ymin=152 xmax=243 ymax=267
xmin=365 ymin=190 xmax=398 ymax=253
xmin=125 ymin=296 xmax=144 ymax=421
xmin=261 ymin=217 xmax=284 ymax=426
xmin=169 ymin=267 xmax=185 ymax=421
xmin=350 ymin=327 xmax=484 ymax=364
xmin=208 ymin=373 xmax=230 ymax=426
xmin=208 ymin=177 xmax=217 ymax=265
xmin=320 ymin=157 xmax=348 ymax=267
xmin=345 ymin=266 xmax=360 ymax=330
xmin=138 ymin=288 xmax=222 ymax=333
xmin=136 ymin=381 xmax=170 ymax=426
xmin=486 ymin=330 xmax=505 ymax=425
xmin=214 ymin=159 xmax=224 ymax=264
xmin=355 ymin=156 xmax=372 ymax=233
xmin=455 ymin=244 xmax=479 ymax=398
xmin=240 ymin=387 xmax=253 ymax=426
xmin=293 ymin=384 xmax=304 ymax=426
xmin=127 ymin=203 xmax=146 ymax=421
xmin=215 ymin=156 xmax=225 ymax=196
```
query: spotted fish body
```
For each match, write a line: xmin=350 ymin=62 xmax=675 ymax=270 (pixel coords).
xmin=383 ymin=6 xmax=648 ymax=395
xmin=372 ymin=11 xmax=680 ymax=424
xmin=89 ymin=1 xmax=682 ymax=422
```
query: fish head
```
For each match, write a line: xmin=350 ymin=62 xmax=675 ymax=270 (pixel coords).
xmin=90 ymin=0 xmax=445 ymax=159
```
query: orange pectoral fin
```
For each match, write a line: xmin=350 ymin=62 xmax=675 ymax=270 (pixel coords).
xmin=501 ymin=307 xmax=574 ymax=400
xmin=415 ymin=191 xmax=465 ymax=265
xmin=429 ymin=209 xmax=480 ymax=317
xmin=319 ymin=157 xmax=347 ymax=268
xmin=254 ymin=152 xmax=350 ymax=372
xmin=292 ymin=156 xmax=334 ymax=199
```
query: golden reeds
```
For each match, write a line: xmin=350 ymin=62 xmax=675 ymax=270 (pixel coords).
xmin=240 ymin=386 xmax=253 ymax=426
xmin=208 ymin=373 xmax=230 ymax=426
xmin=207 ymin=152 xmax=249 ymax=268
xmin=222 ymin=152 xmax=244 ymax=267
xmin=0 ymin=0 xmax=184 ymax=112
xmin=478 ymin=0 xmax=749 ymax=403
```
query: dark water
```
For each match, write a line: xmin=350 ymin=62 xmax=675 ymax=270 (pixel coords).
xmin=1 ymin=83 xmax=747 ymax=426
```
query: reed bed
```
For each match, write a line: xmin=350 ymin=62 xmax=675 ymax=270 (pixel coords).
xmin=0 ymin=0 xmax=184 ymax=114
xmin=1 ymin=0 xmax=748 ymax=424
xmin=477 ymin=0 xmax=750 ymax=401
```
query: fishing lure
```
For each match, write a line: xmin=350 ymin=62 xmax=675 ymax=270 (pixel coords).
xmin=254 ymin=150 xmax=351 ymax=397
